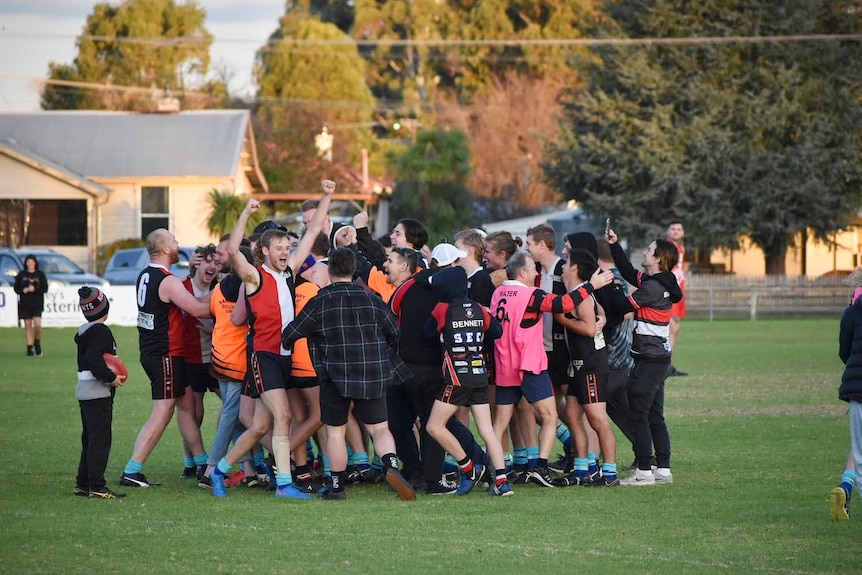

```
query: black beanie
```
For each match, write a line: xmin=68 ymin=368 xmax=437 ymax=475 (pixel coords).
xmin=79 ymin=286 xmax=110 ymax=322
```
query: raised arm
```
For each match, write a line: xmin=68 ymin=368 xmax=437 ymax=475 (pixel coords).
xmin=288 ymin=180 xmax=336 ymax=274
xmin=229 ymin=199 xmax=262 ymax=292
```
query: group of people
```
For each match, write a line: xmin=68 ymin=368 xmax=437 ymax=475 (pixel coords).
xmin=70 ymin=179 xmax=691 ymax=501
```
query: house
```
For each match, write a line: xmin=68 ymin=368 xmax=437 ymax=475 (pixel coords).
xmin=0 ymin=110 xmax=267 ymax=272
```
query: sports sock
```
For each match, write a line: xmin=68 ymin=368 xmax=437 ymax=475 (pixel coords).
xmin=193 ymin=452 xmax=208 ymax=466
xmin=587 ymin=452 xmax=599 ymax=475
xmin=322 ymin=455 xmax=331 ymax=477
xmin=353 ymin=451 xmax=370 ymax=468
xmin=457 ymin=456 xmax=474 ymax=475
xmin=495 ymin=471 xmax=508 ymax=487
xmin=216 ymin=458 xmax=232 ymax=476
xmin=602 ymin=462 xmax=617 ymax=480
xmin=380 ymin=452 xmax=399 ymax=471
xmin=504 ymin=452 xmax=514 ymax=468
xmin=371 ymin=455 xmax=383 ymax=472
xmin=184 ymin=456 xmax=195 ymax=468
xmin=574 ymin=457 xmax=588 ymax=478
xmin=513 ymin=448 xmax=527 ymax=471
xmin=443 ymin=453 xmax=459 ymax=473
xmin=841 ymin=469 xmax=857 ymax=497
xmin=253 ymin=450 xmax=264 ymax=468
xmin=537 ymin=457 xmax=548 ymax=470
xmin=124 ymin=460 xmax=143 ymax=475
xmin=331 ymin=470 xmax=346 ymax=493
xmin=556 ymin=423 xmax=572 ymax=452
xmin=526 ymin=446 xmax=539 ymax=469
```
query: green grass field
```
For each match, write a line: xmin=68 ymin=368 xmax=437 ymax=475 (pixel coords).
xmin=0 ymin=319 xmax=858 ymax=574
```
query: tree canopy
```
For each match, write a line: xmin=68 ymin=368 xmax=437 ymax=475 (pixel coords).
xmin=41 ymin=0 xmax=215 ymax=111
xmin=545 ymin=0 xmax=862 ymax=274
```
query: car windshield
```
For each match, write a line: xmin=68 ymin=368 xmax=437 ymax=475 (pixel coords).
xmin=111 ymin=251 xmax=142 ymax=268
xmin=34 ymin=254 xmax=85 ymax=274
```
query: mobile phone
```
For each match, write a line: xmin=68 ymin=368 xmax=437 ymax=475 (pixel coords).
xmin=604 ymin=217 xmax=611 ymax=237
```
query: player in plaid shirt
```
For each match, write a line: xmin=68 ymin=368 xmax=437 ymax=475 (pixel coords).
xmin=282 ymin=248 xmax=415 ymax=501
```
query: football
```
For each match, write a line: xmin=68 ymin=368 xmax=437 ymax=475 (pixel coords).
xmin=103 ymin=353 xmax=128 ymax=379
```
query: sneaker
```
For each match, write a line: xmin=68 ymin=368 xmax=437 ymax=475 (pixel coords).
xmin=654 ymin=471 xmax=674 ymax=484
xmin=552 ymin=472 xmax=591 ymax=487
xmin=73 ymin=485 xmax=89 ymax=497
xmin=210 ymin=471 xmax=227 ymax=497
xmin=346 ymin=467 xmax=375 ymax=484
xmin=119 ymin=472 xmax=160 ymax=488
xmin=527 ymin=466 xmax=555 ymax=488
xmin=489 ymin=481 xmax=515 ymax=497
xmin=26 ymin=348 xmax=34 ymax=357
xmin=590 ymin=475 xmax=621 ymax=487
xmin=319 ymin=487 xmax=347 ymax=501
xmin=256 ymin=461 xmax=276 ymax=487
xmin=34 ymin=342 xmax=43 ymax=356
xmin=180 ymin=466 xmax=198 ymax=479
xmin=275 ymin=483 xmax=312 ymax=500
xmin=513 ymin=469 xmax=532 ymax=484
xmin=198 ymin=475 xmax=213 ymax=490
xmin=548 ymin=455 xmax=573 ymax=474
xmin=831 ymin=486 xmax=851 ymax=521
xmin=588 ymin=467 xmax=603 ymax=483
xmin=89 ymin=487 xmax=126 ymax=499
xmin=243 ymin=476 xmax=260 ymax=489
xmin=425 ymin=478 xmax=457 ymax=496
xmin=456 ymin=463 xmax=485 ymax=496
xmin=385 ymin=469 xmax=417 ymax=501
xmin=620 ymin=469 xmax=656 ymax=486
xmin=667 ymin=365 xmax=687 ymax=377
xmin=295 ymin=474 xmax=325 ymax=494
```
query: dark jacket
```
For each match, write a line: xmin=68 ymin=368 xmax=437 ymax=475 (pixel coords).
xmin=839 ymin=297 xmax=862 ymax=402
xmin=14 ymin=269 xmax=48 ymax=310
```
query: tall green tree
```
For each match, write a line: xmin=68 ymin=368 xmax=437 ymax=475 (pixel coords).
xmin=41 ymin=0 xmax=214 ymax=110
xmin=545 ymin=0 xmax=862 ymax=274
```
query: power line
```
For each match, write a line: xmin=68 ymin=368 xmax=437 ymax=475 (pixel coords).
xmin=3 ymin=31 xmax=862 ymax=48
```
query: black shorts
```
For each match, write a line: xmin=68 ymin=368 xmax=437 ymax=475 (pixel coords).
xmin=547 ymin=347 xmax=573 ymax=388
xmin=18 ymin=304 xmax=42 ymax=320
xmin=567 ymin=371 xmax=608 ymax=405
xmin=140 ymin=355 xmax=187 ymax=400
xmin=319 ymin=380 xmax=387 ymax=427
xmin=246 ymin=351 xmax=291 ymax=399
xmin=288 ymin=376 xmax=319 ymax=390
xmin=438 ymin=384 xmax=489 ymax=407
xmin=186 ymin=362 xmax=219 ymax=393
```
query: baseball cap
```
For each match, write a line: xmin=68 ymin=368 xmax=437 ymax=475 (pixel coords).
xmin=253 ymin=220 xmax=287 ymax=234
xmin=431 ymin=243 xmax=468 ymax=267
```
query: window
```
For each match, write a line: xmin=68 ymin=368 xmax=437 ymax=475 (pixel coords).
xmin=141 ymin=186 xmax=169 ymax=240
xmin=26 ymin=200 xmax=88 ymax=246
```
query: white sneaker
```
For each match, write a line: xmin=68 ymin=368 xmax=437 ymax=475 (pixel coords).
xmin=620 ymin=469 xmax=656 ymax=486
xmin=654 ymin=470 xmax=673 ymax=484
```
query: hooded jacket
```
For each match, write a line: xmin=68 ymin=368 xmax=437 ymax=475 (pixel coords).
xmin=610 ymin=242 xmax=683 ymax=361
xmin=839 ymin=296 xmax=862 ymax=403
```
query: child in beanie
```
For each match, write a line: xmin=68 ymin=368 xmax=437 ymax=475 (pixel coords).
xmin=73 ymin=286 xmax=126 ymax=499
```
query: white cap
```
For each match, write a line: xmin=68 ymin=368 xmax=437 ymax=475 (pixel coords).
xmin=431 ymin=243 xmax=468 ymax=267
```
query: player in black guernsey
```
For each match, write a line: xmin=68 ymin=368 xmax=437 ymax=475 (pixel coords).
xmin=424 ymin=267 xmax=512 ymax=496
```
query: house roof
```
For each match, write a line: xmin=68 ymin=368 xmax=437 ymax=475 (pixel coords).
xmin=0 ymin=110 xmax=264 ymax=187
xmin=0 ymin=138 xmax=109 ymax=198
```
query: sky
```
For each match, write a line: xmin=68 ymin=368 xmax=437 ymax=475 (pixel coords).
xmin=0 ymin=0 xmax=287 ymax=111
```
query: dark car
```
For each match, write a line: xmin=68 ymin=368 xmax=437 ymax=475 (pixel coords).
xmin=104 ymin=246 xmax=195 ymax=285
xmin=0 ymin=248 xmax=110 ymax=288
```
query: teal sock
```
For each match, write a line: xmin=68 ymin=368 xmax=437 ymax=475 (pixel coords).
xmin=574 ymin=457 xmax=589 ymax=477
xmin=504 ymin=452 xmax=514 ymax=469
xmin=371 ymin=455 xmax=383 ymax=472
xmin=216 ymin=458 xmax=232 ymax=475
xmin=124 ymin=460 xmax=143 ymax=475
xmin=354 ymin=451 xmax=370 ymax=466
xmin=526 ymin=446 xmax=539 ymax=468
xmin=276 ymin=469 xmax=293 ymax=487
xmin=587 ymin=452 xmax=599 ymax=474
xmin=184 ymin=456 xmax=195 ymax=468
xmin=602 ymin=462 xmax=618 ymax=480
xmin=841 ymin=469 xmax=857 ymax=496
xmin=322 ymin=455 xmax=331 ymax=478
xmin=556 ymin=423 xmax=572 ymax=452
xmin=253 ymin=451 xmax=264 ymax=468
xmin=193 ymin=452 xmax=208 ymax=466
xmin=514 ymin=448 xmax=527 ymax=470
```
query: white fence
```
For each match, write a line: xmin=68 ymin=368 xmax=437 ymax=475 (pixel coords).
xmin=0 ymin=286 xmax=139 ymax=328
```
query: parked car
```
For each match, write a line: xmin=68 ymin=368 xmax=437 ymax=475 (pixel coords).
xmin=0 ymin=248 xmax=110 ymax=288
xmin=104 ymin=246 xmax=195 ymax=285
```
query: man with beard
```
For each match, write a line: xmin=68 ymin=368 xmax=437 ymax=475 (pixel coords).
xmin=120 ymin=229 xmax=212 ymax=488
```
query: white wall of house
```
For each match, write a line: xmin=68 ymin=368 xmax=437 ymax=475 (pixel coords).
xmin=0 ymin=156 xmax=94 ymax=200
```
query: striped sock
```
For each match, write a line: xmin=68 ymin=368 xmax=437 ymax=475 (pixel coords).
xmin=587 ymin=452 xmax=599 ymax=475
xmin=841 ymin=469 xmax=857 ymax=497
xmin=602 ymin=462 xmax=617 ymax=480
xmin=574 ymin=457 xmax=589 ymax=478
xmin=216 ymin=458 xmax=232 ymax=476
xmin=513 ymin=448 xmax=527 ymax=471
xmin=556 ymin=423 xmax=572 ymax=452
xmin=526 ymin=446 xmax=539 ymax=469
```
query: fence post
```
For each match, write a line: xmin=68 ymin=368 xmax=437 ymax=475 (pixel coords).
xmin=708 ymin=286 xmax=714 ymax=322
xmin=749 ymin=290 xmax=758 ymax=321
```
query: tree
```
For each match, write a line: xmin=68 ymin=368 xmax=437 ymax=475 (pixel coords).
xmin=545 ymin=0 xmax=862 ymax=274
xmin=255 ymin=9 xmax=377 ymax=192
xmin=41 ymin=0 xmax=214 ymax=111
xmin=388 ymin=129 xmax=476 ymax=242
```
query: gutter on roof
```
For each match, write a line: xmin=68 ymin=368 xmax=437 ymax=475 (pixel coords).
xmin=0 ymin=143 xmax=109 ymax=199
